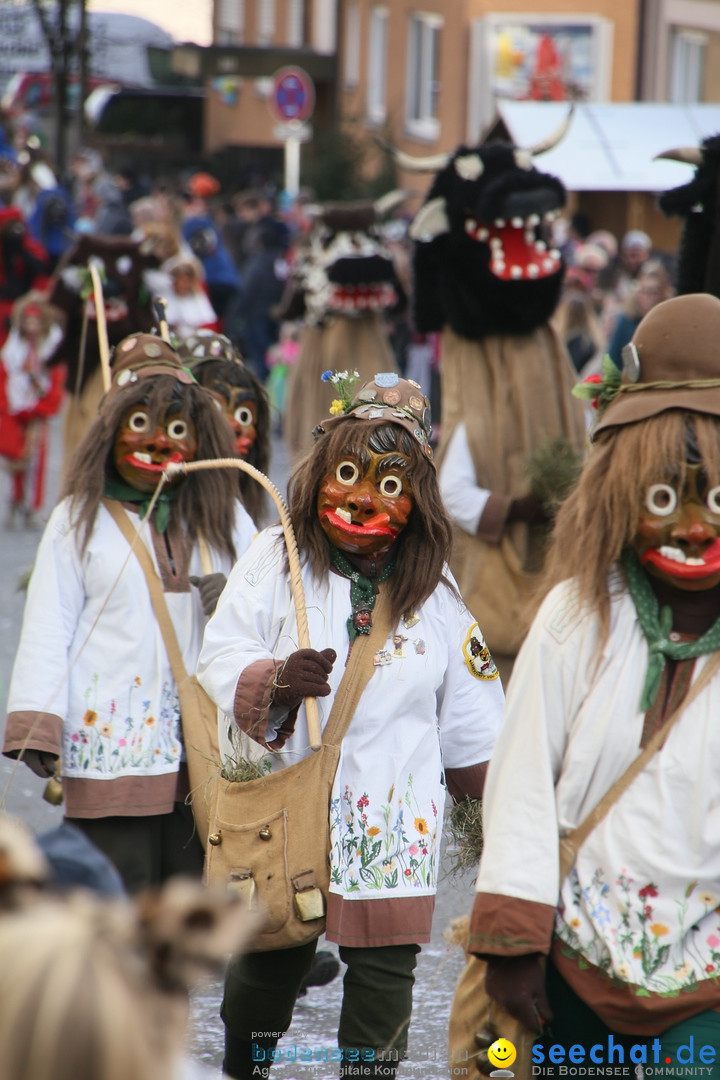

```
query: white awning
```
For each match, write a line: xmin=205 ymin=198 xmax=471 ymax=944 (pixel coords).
xmin=494 ymin=101 xmax=720 ymax=192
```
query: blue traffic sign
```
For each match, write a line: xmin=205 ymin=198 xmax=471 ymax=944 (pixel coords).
xmin=269 ymin=66 xmax=315 ymax=123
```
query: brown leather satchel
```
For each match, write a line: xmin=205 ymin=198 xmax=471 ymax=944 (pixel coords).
xmin=104 ymin=497 xmax=394 ymax=951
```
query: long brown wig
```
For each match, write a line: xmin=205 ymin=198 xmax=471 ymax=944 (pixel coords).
xmin=61 ymin=375 xmax=243 ymax=557
xmin=190 ymin=357 xmax=271 ymax=525
xmin=287 ymin=419 xmax=456 ymax=624
xmin=541 ymin=410 xmax=720 ymax=641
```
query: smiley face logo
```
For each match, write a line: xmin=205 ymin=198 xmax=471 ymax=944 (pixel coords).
xmin=488 ymin=1038 xmax=517 ymax=1070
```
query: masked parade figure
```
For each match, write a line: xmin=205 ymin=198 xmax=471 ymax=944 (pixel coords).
xmin=399 ymin=121 xmax=587 ymax=679
xmin=177 ymin=329 xmax=270 ymax=527
xmin=197 ymin=372 xmax=504 ymax=1079
xmin=3 ymin=334 xmax=256 ymax=893
xmin=282 ymin=196 xmax=407 ymax=465
xmin=454 ymin=294 xmax=720 ymax=1075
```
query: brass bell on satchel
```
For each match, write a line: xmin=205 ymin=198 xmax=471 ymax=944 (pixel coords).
xmin=43 ymin=775 xmax=64 ymax=806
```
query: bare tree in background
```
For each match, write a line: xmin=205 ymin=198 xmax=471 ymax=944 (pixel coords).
xmin=29 ymin=0 xmax=88 ymax=175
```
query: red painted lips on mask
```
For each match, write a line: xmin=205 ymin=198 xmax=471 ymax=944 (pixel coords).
xmin=633 ymin=466 xmax=720 ymax=591
xmin=317 ymin=450 xmax=414 ymax=556
xmin=113 ymin=406 xmax=197 ymax=494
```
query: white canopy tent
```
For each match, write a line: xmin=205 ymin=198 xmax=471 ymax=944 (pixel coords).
xmin=493 ymin=102 xmax=720 ymax=192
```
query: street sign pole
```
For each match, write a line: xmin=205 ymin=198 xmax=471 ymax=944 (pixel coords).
xmin=285 ymin=126 xmax=301 ymax=198
xmin=268 ymin=66 xmax=315 ymax=202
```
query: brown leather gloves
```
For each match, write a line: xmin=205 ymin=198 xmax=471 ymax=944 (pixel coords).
xmin=271 ymin=648 xmax=337 ymax=709
xmin=484 ymin=953 xmax=553 ymax=1033
xmin=190 ymin=573 xmax=227 ymax=616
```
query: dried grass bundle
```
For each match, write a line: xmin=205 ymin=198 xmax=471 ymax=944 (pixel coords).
xmin=528 ymin=436 xmax=584 ymax=514
xmin=220 ymin=756 xmax=272 ymax=783
xmin=446 ymin=798 xmax=484 ymax=877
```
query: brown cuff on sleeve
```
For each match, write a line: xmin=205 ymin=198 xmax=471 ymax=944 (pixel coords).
xmin=468 ymin=891 xmax=557 ymax=957
xmin=233 ymin=660 xmax=301 ymax=750
xmin=233 ymin=659 xmax=278 ymax=742
xmin=445 ymin=761 xmax=488 ymax=802
xmin=476 ymin=493 xmax=512 ymax=544
xmin=3 ymin=711 xmax=63 ymax=759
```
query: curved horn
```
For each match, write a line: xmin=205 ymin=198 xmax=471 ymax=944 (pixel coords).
xmin=373 ymin=188 xmax=413 ymax=217
xmin=373 ymin=135 xmax=451 ymax=174
xmin=654 ymin=146 xmax=703 ymax=166
xmin=526 ymin=104 xmax=574 ymax=157
xmin=408 ymin=197 xmax=450 ymax=242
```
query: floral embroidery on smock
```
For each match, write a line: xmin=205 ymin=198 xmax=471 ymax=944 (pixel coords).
xmin=329 ymin=777 xmax=439 ymax=893
xmin=65 ymin=673 xmax=182 ymax=776
xmin=557 ymin=866 xmax=720 ymax=996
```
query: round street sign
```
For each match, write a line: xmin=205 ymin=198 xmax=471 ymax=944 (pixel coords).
xmin=269 ymin=66 xmax=315 ymax=124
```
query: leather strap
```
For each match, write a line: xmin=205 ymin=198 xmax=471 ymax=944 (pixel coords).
xmin=103 ymin=498 xmax=189 ymax=684
xmin=322 ymin=589 xmax=394 ymax=748
xmin=103 ymin=498 xmax=395 ymax=751
xmin=558 ymin=648 xmax=720 ymax=881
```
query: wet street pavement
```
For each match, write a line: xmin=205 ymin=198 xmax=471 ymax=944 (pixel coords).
xmin=0 ymin=409 xmax=479 ymax=1079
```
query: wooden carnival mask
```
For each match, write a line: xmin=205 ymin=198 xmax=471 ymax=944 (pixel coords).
xmin=113 ymin=401 xmax=197 ymax=494
xmin=317 ymin=437 xmax=414 ymax=557
xmin=633 ymin=462 xmax=720 ymax=591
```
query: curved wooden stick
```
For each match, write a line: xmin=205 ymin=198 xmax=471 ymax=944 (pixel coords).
xmin=164 ymin=457 xmax=322 ymax=751
xmin=88 ymin=262 xmax=111 ymax=393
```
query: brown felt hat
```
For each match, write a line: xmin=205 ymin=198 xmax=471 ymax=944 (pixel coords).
xmin=593 ymin=293 xmax=720 ymax=435
xmin=101 ymin=333 xmax=195 ymax=407
xmin=314 ymin=372 xmax=434 ymax=459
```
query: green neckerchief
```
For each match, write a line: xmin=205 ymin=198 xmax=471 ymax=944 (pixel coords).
xmin=622 ymin=547 xmax=720 ymax=711
xmin=103 ymin=474 xmax=180 ymax=534
xmin=330 ymin=546 xmax=396 ymax=642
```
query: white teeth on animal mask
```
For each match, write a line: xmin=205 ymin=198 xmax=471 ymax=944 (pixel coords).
xmin=463 ymin=215 xmax=562 ymax=280
xmin=336 ymin=508 xmax=352 ymax=523
xmin=134 ymin=452 xmax=153 ymax=464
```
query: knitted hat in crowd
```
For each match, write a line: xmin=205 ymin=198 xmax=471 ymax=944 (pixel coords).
xmin=101 ymin=332 xmax=195 ymax=407
xmin=313 ymin=371 xmax=434 ymax=459
xmin=593 ymin=293 xmax=720 ymax=436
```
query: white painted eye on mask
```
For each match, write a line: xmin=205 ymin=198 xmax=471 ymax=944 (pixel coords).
xmin=167 ymin=419 xmax=189 ymax=440
xmin=707 ymin=486 xmax=720 ymax=514
xmin=128 ymin=410 xmax=150 ymax=432
xmin=336 ymin=460 xmax=360 ymax=485
xmin=235 ymin=406 xmax=254 ymax=425
xmin=379 ymin=474 xmax=403 ymax=497
xmin=645 ymin=484 xmax=677 ymax=516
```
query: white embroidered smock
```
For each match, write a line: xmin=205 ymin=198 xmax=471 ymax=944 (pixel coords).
xmin=476 ymin=577 xmax=720 ymax=1020
xmin=198 ymin=527 xmax=504 ymax=919
xmin=6 ymin=497 xmax=256 ymax=788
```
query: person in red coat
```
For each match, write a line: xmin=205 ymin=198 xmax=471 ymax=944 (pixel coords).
xmin=0 ymin=292 xmax=65 ymax=527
